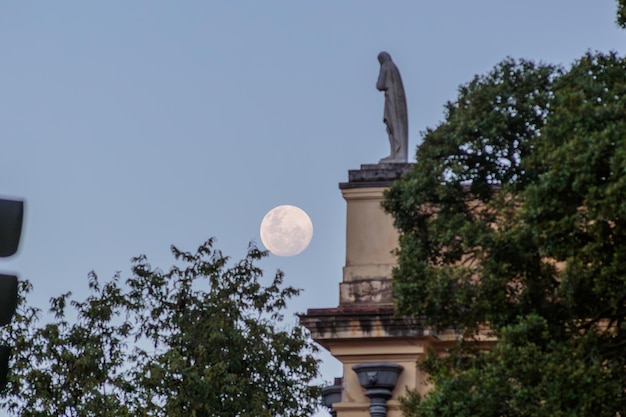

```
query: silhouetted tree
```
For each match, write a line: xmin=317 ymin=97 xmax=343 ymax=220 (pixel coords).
xmin=385 ymin=50 xmax=626 ymax=417
xmin=1 ymin=238 xmax=319 ymax=417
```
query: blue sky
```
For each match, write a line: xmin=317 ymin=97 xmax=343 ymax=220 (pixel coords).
xmin=1 ymin=2 xmax=625 ymax=416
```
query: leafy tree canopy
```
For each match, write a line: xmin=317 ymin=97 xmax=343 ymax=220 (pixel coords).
xmin=0 ymin=238 xmax=319 ymax=417
xmin=618 ymin=0 xmax=626 ymax=28
xmin=384 ymin=50 xmax=626 ymax=417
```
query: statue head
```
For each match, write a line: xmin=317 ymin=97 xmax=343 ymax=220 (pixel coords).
xmin=378 ymin=51 xmax=392 ymax=65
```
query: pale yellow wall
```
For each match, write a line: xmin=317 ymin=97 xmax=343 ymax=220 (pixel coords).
xmin=339 ymin=186 xmax=400 ymax=306
xmin=341 ymin=187 xmax=398 ymax=278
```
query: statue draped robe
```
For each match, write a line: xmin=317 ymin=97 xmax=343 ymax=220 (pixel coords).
xmin=376 ymin=52 xmax=408 ymax=163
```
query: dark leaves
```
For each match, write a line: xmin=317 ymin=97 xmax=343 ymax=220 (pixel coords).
xmin=386 ymin=52 xmax=626 ymax=416
xmin=0 ymin=239 xmax=319 ymax=417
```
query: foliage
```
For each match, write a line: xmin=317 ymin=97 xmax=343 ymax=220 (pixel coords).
xmin=384 ymin=51 xmax=626 ymax=417
xmin=0 ymin=239 xmax=319 ymax=417
xmin=385 ymin=57 xmax=561 ymax=330
xmin=618 ymin=0 xmax=626 ymax=28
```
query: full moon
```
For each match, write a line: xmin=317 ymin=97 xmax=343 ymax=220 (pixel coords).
xmin=260 ymin=205 xmax=313 ymax=257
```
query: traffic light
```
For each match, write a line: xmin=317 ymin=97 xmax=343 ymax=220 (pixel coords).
xmin=0 ymin=198 xmax=23 ymax=390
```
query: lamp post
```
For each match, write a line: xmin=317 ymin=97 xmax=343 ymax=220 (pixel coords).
xmin=352 ymin=362 xmax=403 ymax=417
xmin=321 ymin=377 xmax=343 ymax=417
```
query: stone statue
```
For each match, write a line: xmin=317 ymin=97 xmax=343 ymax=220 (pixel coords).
xmin=376 ymin=51 xmax=408 ymax=163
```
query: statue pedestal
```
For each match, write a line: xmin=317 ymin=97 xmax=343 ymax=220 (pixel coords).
xmin=301 ymin=163 xmax=453 ymax=417
xmin=338 ymin=164 xmax=412 ymax=306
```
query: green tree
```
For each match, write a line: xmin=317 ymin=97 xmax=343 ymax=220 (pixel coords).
xmin=384 ymin=51 xmax=626 ymax=417
xmin=0 ymin=238 xmax=319 ymax=417
xmin=618 ymin=0 xmax=626 ymax=28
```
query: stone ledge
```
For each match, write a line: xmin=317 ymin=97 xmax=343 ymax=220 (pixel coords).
xmin=339 ymin=163 xmax=414 ymax=189
xmin=299 ymin=306 xmax=436 ymax=343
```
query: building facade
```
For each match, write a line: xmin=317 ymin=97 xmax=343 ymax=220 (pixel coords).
xmin=301 ymin=163 xmax=459 ymax=417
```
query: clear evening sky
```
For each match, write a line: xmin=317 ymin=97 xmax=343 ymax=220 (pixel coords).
xmin=1 ymin=2 xmax=625 ymax=416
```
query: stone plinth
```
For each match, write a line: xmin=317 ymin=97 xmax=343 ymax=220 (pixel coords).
xmin=339 ymin=163 xmax=412 ymax=306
